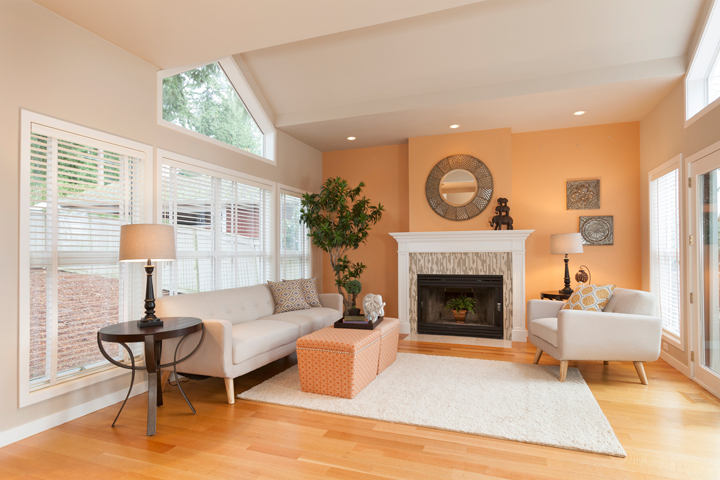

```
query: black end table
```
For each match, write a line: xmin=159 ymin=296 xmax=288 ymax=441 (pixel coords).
xmin=97 ymin=317 xmax=204 ymax=436
xmin=540 ymin=290 xmax=572 ymax=301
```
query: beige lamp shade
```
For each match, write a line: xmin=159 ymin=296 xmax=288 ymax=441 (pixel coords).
xmin=550 ymin=233 xmax=584 ymax=255
xmin=119 ymin=224 xmax=176 ymax=262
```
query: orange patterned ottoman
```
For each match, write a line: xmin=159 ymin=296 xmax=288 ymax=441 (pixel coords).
xmin=376 ymin=317 xmax=400 ymax=374
xmin=297 ymin=327 xmax=381 ymax=399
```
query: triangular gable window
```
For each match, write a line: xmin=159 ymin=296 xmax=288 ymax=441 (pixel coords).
xmin=159 ymin=58 xmax=275 ymax=162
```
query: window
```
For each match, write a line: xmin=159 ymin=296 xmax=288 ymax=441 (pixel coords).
xmin=158 ymin=58 xmax=276 ymax=163
xmin=19 ymin=111 xmax=151 ymax=406
xmin=159 ymin=150 xmax=274 ymax=295
xmin=709 ymin=52 xmax=720 ymax=106
xmin=686 ymin=1 xmax=720 ymax=122
xmin=279 ymin=189 xmax=311 ymax=280
xmin=650 ymin=160 xmax=682 ymax=339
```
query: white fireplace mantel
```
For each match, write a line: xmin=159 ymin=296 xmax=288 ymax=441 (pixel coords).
xmin=389 ymin=230 xmax=534 ymax=341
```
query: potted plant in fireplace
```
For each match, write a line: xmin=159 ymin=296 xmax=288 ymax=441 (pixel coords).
xmin=345 ymin=279 xmax=362 ymax=316
xmin=444 ymin=296 xmax=476 ymax=324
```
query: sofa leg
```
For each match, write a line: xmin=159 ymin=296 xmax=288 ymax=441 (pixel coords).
xmin=160 ymin=370 xmax=171 ymax=392
xmin=224 ymin=378 xmax=235 ymax=404
xmin=633 ymin=362 xmax=648 ymax=385
xmin=533 ymin=349 xmax=543 ymax=364
xmin=559 ymin=361 xmax=569 ymax=382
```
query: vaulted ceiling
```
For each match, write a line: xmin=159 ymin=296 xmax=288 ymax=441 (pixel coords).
xmin=33 ymin=0 xmax=709 ymax=152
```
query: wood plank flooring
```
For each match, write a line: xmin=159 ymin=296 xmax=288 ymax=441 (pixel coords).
xmin=1 ymin=340 xmax=719 ymax=479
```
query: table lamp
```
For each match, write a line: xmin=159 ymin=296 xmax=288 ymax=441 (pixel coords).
xmin=119 ymin=224 xmax=176 ymax=328
xmin=550 ymin=233 xmax=584 ymax=295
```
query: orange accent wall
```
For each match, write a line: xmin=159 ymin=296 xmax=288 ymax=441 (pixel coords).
xmin=408 ymin=128 xmax=512 ymax=232
xmin=321 ymin=123 xmax=642 ymax=324
xmin=512 ymin=122 xmax=642 ymax=306
xmin=322 ymin=144 xmax=409 ymax=318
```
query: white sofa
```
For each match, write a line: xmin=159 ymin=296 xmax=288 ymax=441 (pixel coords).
xmin=527 ymin=288 xmax=662 ymax=384
xmin=155 ymin=284 xmax=343 ymax=403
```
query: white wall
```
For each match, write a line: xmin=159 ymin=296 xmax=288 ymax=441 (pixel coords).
xmin=0 ymin=0 xmax=322 ymax=442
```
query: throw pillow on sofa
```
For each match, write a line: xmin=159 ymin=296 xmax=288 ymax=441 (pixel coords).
xmin=268 ymin=280 xmax=310 ymax=313
xmin=283 ymin=278 xmax=322 ymax=308
xmin=562 ymin=284 xmax=616 ymax=312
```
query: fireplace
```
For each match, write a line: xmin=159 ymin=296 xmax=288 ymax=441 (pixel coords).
xmin=417 ymin=274 xmax=504 ymax=339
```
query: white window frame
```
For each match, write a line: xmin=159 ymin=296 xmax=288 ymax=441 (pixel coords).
xmin=649 ymin=154 xmax=684 ymax=350
xmin=18 ymin=110 xmax=154 ymax=407
xmin=156 ymin=149 xmax=277 ymax=293
xmin=277 ymin=184 xmax=312 ymax=281
xmin=157 ymin=57 xmax=277 ymax=165
xmin=686 ymin=0 xmax=720 ymax=125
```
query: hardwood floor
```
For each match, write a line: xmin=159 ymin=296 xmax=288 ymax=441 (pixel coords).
xmin=2 ymin=339 xmax=719 ymax=479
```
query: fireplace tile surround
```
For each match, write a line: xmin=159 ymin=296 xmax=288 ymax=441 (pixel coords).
xmin=390 ymin=230 xmax=534 ymax=341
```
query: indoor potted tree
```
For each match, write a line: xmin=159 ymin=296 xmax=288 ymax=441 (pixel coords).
xmin=300 ymin=177 xmax=384 ymax=314
xmin=444 ymin=296 xmax=476 ymax=324
xmin=345 ymin=279 xmax=362 ymax=316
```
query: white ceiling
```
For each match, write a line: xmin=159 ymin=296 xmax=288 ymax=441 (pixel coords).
xmin=33 ymin=0 xmax=708 ymax=152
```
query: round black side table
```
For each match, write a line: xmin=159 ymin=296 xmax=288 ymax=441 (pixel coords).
xmin=540 ymin=290 xmax=572 ymax=301
xmin=97 ymin=317 xmax=204 ymax=436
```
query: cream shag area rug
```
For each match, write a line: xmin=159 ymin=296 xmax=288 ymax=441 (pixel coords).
xmin=238 ymin=353 xmax=626 ymax=457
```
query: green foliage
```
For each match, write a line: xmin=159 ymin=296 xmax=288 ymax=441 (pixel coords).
xmin=345 ymin=280 xmax=362 ymax=295
xmin=300 ymin=177 xmax=384 ymax=310
xmin=162 ymin=63 xmax=263 ymax=156
xmin=444 ymin=296 xmax=476 ymax=314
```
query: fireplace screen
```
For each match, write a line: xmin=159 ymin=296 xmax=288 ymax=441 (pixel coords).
xmin=417 ymin=274 xmax=503 ymax=338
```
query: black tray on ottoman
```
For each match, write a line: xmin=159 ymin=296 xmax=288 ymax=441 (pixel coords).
xmin=334 ymin=316 xmax=384 ymax=330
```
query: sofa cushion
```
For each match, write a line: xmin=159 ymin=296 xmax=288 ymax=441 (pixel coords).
xmin=603 ymin=287 xmax=657 ymax=315
xmin=262 ymin=307 xmax=342 ymax=336
xmin=529 ymin=317 xmax=558 ymax=348
xmin=155 ymin=284 xmax=275 ymax=325
xmin=231 ymin=320 xmax=300 ymax=365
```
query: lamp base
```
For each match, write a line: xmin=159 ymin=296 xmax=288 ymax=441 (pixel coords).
xmin=137 ymin=318 xmax=164 ymax=328
xmin=558 ymin=287 xmax=574 ymax=295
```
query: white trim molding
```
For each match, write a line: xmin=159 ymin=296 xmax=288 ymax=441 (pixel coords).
xmin=389 ymin=230 xmax=534 ymax=341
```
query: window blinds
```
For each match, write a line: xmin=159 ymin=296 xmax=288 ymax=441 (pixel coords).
xmin=280 ymin=191 xmax=310 ymax=280
xmin=161 ymin=162 xmax=274 ymax=294
xmin=28 ymin=124 xmax=146 ymax=389
xmin=650 ymin=168 xmax=681 ymax=336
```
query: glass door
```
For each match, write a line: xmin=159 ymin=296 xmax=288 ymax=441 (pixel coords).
xmin=690 ymin=148 xmax=720 ymax=396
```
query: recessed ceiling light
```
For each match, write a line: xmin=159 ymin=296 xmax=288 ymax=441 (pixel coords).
xmin=573 ymin=111 xmax=586 ymax=116
xmin=449 ymin=124 xmax=460 ymax=129
xmin=347 ymin=136 xmax=356 ymax=140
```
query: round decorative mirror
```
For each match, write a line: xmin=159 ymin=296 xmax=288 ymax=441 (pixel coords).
xmin=426 ymin=154 xmax=493 ymax=221
xmin=440 ymin=169 xmax=477 ymax=206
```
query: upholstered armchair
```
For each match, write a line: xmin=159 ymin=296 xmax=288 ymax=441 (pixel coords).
xmin=527 ymin=288 xmax=662 ymax=384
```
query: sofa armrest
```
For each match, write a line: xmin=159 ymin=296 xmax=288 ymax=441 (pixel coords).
xmin=527 ymin=299 xmax=564 ymax=321
xmin=557 ymin=310 xmax=662 ymax=361
xmin=160 ymin=318 xmax=234 ymax=378
xmin=319 ymin=293 xmax=344 ymax=313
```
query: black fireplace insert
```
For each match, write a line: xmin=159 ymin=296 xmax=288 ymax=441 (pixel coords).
xmin=417 ymin=274 xmax=503 ymax=339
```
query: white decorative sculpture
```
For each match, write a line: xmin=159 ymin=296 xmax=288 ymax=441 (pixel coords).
xmin=362 ymin=294 xmax=386 ymax=322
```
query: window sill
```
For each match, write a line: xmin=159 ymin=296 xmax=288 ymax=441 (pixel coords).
xmin=685 ymin=94 xmax=720 ymax=128
xmin=20 ymin=364 xmax=142 ymax=408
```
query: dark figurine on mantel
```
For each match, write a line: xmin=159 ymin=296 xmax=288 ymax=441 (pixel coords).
xmin=489 ymin=197 xmax=513 ymax=230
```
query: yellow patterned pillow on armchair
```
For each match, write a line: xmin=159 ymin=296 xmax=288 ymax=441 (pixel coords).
xmin=562 ymin=284 xmax=616 ymax=312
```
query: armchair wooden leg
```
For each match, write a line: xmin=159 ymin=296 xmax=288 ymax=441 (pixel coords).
xmin=533 ymin=349 xmax=543 ymax=364
xmin=603 ymin=361 xmax=609 ymax=365
xmin=160 ymin=370 xmax=171 ymax=392
xmin=559 ymin=361 xmax=569 ymax=382
xmin=224 ymin=378 xmax=235 ymax=404
xmin=633 ymin=362 xmax=648 ymax=385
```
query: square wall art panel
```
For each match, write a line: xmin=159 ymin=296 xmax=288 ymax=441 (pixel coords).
xmin=580 ymin=216 xmax=613 ymax=245
xmin=567 ymin=179 xmax=600 ymax=210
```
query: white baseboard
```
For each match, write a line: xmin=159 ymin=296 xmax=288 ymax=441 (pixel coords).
xmin=660 ymin=350 xmax=691 ymax=378
xmin=399 ymin=322 xmax=411 ymax=335
xmin=0 ymin=381 xmax=147 ymax=448
xmin=692 ymin=376 xmax=720 ymax=400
